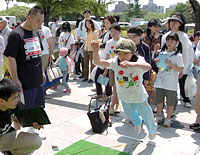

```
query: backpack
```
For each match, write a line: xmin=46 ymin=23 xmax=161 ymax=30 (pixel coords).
xmin=58 ymin=57 xmax=68 ymax=71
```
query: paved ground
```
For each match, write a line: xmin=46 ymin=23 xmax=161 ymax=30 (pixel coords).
xmin=30 ymin=76 xmax=200 ymax=155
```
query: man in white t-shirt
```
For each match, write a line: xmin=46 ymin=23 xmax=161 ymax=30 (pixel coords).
xmin=77 ymin=9 xmax=101 ymax=44
xmin=39 ymin=25 xmax=53 ymax=71
xmin=51 ymin=18 xmax=59 ymax=49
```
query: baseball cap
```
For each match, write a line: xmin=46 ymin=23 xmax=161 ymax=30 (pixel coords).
xmin=115 ymin=39 xmax=136 ymax=53
xmin=59 ymin=47 xmax=68 ymax=57
xmin=148 ymin=18 xmax=162 ymax=27
xmin=169 ymin=15 xmax=183 ymax=24
xmin=0 ymin=16 xmax=8 ymax=23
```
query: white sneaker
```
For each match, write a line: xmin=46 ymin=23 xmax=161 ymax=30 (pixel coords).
xmin=163 ymin=119 xmax=171 ymax=127
xmin=184 ymin=102 xmax=191 ymax=108
xmin=122 ymin=118 xmax=131 ymax=124
xmin=149 ymin=133 xmax=156 ymax=140
xmin=27 ymin=127 xmax=46 ymax=140
xmin=134 ymin=125 xmax=142 ymax=134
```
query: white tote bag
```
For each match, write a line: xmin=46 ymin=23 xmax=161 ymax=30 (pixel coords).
xmin=47 ymin=63 xmax=63 ymax=82
xmin=185 ymin=68 xmax=197 ymax=97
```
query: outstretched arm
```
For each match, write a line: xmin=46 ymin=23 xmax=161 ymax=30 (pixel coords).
xmin=120 ymin=60 xmax=151 ymax=71
xmin=91 ymin=40 xmax=110 ymax=67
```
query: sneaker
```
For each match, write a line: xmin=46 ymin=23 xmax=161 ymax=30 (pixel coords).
xmin=91 ymin=88 xmax=97 ymax=92
xmin=114 ymin=104 xmax=121 ymax=113
xmin=82 ymin=78 xmax=88 ymax=82
xmin=189 ymin=123 xmax=200 ymax=130
xmin=64 ymin=89 xmax=71 ymax=93
xmin=88 ymin=79 xmax=93 ymax=83
xmin=27 ymin=127 xmax=46 ymax=140
xmin=109 ymin=107 xmax=114 ymax=115
xmin=122 ymin=118 xmax=131 ymax=124
xmin=163 ymin=119 xmax=171 ymax=127
xmin=98 ymin=96 xmax=109 ymax=102
xmin=156 ymin=117 xmax=162 ymax=125
xmin=134 ymin=125 xmax=142 ymax=134
xmin=184 ymin=102 xmax=191 ymax=108
xmin=93 ymin=95 xmax=103 ymax=99
xmin=149 ymin=133 xmax=156 ymax=140
xmin=50 ymin=86 xmax=57 ymax=90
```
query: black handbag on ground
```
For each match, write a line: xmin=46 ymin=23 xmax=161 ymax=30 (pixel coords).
xmin=87 ymin=97 xmax=110 ymax=133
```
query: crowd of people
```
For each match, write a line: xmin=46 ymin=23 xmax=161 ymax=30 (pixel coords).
xmin=0 ymin=5 xmax=200 ymax=154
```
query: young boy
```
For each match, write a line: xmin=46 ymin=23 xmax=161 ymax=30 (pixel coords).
xmin=91 ymin=39 xmax=157 ymax=140
xmin=0 ymin=79 xmax=42 ymax=154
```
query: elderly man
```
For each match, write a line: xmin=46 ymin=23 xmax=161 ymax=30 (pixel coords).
xmin=0 ymin=16 xmax=12 ymax=79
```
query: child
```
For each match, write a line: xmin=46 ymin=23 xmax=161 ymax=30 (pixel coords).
xmin=155 ymin=33 xmax=184 ymax=127
xmin=56 ymin=47 xmax=74 ymax=93
xmin=91 ymin=39 xmax=157 ymax=140
xmin=104 ymin=23 xmax=124 ymax=114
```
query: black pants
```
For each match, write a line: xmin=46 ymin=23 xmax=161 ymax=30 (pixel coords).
xmin=179 ymin=74 xmax=190 ymax=103
xmin=95 ymin=67 xmax=112 ymax=96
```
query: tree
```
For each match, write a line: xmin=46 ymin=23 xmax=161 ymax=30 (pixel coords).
xmin=124 ymin=0 xmax=145 ymax=22
xmin=17 ymin=0 xmax=111 ymax=26
xmin=0 ymin=6 xmax=30 ymax=21
xmin=189 ymin=0 xmax=200 ymax=32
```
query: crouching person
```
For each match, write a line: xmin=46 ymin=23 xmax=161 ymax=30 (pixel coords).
xmin=0 ymin=79 xmax=42 ymax=155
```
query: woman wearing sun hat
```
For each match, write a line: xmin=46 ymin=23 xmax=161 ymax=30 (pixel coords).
xmin=161 ymin=12 xmax=194 ymax=108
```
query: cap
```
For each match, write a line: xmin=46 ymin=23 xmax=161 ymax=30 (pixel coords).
xmin=169 ymin=15 xmax=183 ymax=24
xmin=148 ymin=19 xmax=162 ymax=27
xmin=0 ymin=16 xmax=8 ymax=23
xmin=162 ymin=17 xmax=170 ymax=25
xmin=115 ymin=39 xmax=136 ymax=53
xmin=59 ymin=47 xmax=68 ymax=57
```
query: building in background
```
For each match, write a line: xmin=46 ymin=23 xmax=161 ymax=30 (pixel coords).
xmin=114 ymin=1 xmax=126 ymax=13
xmin=143 ymin=0 xmax=164 ymax=13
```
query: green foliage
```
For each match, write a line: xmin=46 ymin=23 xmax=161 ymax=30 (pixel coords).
xmin=0 ymin=6 xmax=30 ymax=21
xmin=124 ymin=0 xmax=145 ymax=21
xmin=172 ymin=1 xmax=194 ymax=23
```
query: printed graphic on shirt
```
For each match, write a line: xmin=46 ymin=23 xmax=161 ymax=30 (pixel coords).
xmin=158 ymin=65 xmax=172 ymax=72
xmin=59 ymin=36 xmax=69 ymax=46
xmin=24 ymin=37 xmax=41 ymax=60
xmin=0 ymin=113 xmax=14 ymax=136
xmin=117 ymin=70 xmax=139 ymax=88
xmin=109 ymin=46 xmax=115 ymax=58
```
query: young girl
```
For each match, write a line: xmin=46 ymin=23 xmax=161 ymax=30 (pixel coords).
xmin=58 ymin=22 xmax=75 ymax=52
xmin=91 ymin=39 xmax=157 ymax=140
xmin=155 ymin=33 xmax=184 ymax=127
xmin=83 ymin=19 xmax=99 ymax=82
xmin=56 ymin=47 xmax=74 ymax=93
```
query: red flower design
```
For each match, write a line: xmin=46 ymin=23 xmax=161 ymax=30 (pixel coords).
xmin=42 ymin=35 xmax=45 ymax=39
xmin=133 ymin=76 xmax=138 ymax=82
xmin=118 ymin=70 xmax=124 ymax=75
xmin=111 ymin=46 xmax=114 ymax=49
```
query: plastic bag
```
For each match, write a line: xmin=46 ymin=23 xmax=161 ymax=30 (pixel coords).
xmin=185 ymin=71 xmax=197 ymax=97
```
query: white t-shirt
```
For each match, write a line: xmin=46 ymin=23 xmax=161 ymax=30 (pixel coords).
xmin=0 ymin=35 xmax=5 ymax=65
xmin=58 ymin=32 xmax=75 ymax=50
xmin=155 ymin=51 xmax=184 ymax=91
xmin=109 ymin=56 xmax=149 ymax=103
xmin=162 ymin=31 xmax=193 ymax=74
xmin=77 ymin=19 xmax=101 ymax=42
xmin=105 ymin=37 xmax=125 ymax=59
xmin=39 ymin=26 xmax=52 ymax=55
xmin=51 ymin=23 xmax=58 ymax=37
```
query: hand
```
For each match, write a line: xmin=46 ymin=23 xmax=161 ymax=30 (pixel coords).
xmin=91 ymin=40 xmax=100 ymax=52
xmin=154 ymin=44 xmax=160 ymax=54
xmin=49 ymin=55 xmax=53 ymax=62
xmin=42 ymin=72 xmax=46 ymax=85
xmin=179 ymin=72 xmax=183 ymax=79
xmin=33 ymin=122 xmax=44 ymax=130
xmin=13 ymin=117 xmax=21 ymax=130
xmin=119 ymin=61 xmax=131 ymax=68
xmin=154 ymin=58 xmax=160 ymax=63
xmin=144 ymin=80 xmax=149 ymax=86
xmin=103 ymin=70 xmax=108 ymax=77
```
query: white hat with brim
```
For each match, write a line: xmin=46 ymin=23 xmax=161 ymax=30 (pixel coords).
xmin=169 ymin=15 xmax=183 ymax=24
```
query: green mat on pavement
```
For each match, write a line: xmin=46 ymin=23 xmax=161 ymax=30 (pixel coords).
xmin=55 ymin=140 xmax=131 ymax=155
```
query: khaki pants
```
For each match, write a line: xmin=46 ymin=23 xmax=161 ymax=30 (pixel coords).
xmin=195 ymin=72 xmax=200 ymax=123
xmin=0 ymin=131 xmax=42 ymax=155
xmin=41 ymin=54 xmax=49 ymax=71
xmin=83 ymin=51 xmax=95 ymax=80
xmin=52 ymin=37 xmax=57 ymax=49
